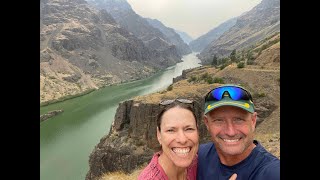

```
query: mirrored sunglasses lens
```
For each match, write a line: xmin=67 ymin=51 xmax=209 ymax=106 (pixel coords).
xmin=225 ymin=87 xmax=245 ymax=100
xmin=209 ymin=86 xmax=250 ymax=101
xmin=160 ymin=99 xmax=175 ymax=105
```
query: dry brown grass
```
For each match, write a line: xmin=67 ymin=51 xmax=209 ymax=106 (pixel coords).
xmin=135 ymin=79 xmax=217 ymax=104
xmin=99 ymin=167 xmax=144 ymax=180
xmin=255 ymin=132 xmax=280 ymax=159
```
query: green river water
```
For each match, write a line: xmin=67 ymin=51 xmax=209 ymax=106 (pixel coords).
xmin=40 ymin=52 xmax=201 ymax=180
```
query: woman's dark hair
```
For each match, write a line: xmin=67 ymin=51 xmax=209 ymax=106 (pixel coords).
xmin=157 ymin=102 xmax=197 ymax=132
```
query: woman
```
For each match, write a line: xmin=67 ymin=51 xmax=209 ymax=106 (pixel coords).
xmin=138 ymin=99 xmax=199 ymax=180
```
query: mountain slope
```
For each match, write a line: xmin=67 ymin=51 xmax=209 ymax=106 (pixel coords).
xmin=145 ymin=18 xmax=192 ymax=55
xmin=40 ymin=0 xmax=175 ymax=104
xmin=198 ymin=0 xmax=280 ymax=64
xmin=189 ymin=17 xmax=237 ymax=52
xmin=174 ymin=29 xmax=193 ymax=44
xmin=87 ymin=0 xmax=183 ymax=61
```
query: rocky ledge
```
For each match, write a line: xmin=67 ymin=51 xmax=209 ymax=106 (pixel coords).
xmin=40 ymin=109 xmax=64 ymax=122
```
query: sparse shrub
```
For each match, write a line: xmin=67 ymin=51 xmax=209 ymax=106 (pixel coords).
xmin=253 ymin=92 xmax=266 ymax=98
xmin=206 ymin=76 xmax=214 ymax=84
xmin=219 ymin=63 xmax=228 ymax=70
xmin=237 ymin=62 xmax=245 ymax=68
xmin=212 ymin=55 xmax=218 ymax=66
xmin=213 ymin=77 xmax=224 ymax=84
xmin=219 ymin=57 xmax=229 ymax=64
xmin=229 ymin=49 xmax=237 ymax=62
xmin=247 ymin=59 xmax=255 ymax=65
xmin=167 ymin=84 xmax=173 ymax=91
xmin=201 ymin=73 xmax=209 ymax=79
xmin=188 ymin=75 xmax=197 ymax=82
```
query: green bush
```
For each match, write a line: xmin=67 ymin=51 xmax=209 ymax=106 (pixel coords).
xmin=237 ymin=62 xmax=245 ymax=68
xmin=247 ymin=59 xmax=255 ymax=65
xmin=253 ymin=92 xmax=266 ymax=98
xmin=219 ymin=63 xmax=228 ymax=70
xmin=206 ymin=76 xmax=214 ymax=84
xmin=201 ymin=73 xmax=209 ymax=79
xmin=167 ymin=84 xmax=173 ymax=91
xmin=213 ymin=77 xmax=224 ymax=84
xmin=188 ymin=75 xmax=197 ymax=82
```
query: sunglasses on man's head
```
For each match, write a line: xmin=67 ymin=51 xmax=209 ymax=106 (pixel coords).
xmin=205 ymin=86 xmax=253 ymax=102
xmin=160 ymin=98 xmax=193 ymax=106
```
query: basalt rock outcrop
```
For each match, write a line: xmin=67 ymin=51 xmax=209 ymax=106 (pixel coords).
xmin=40 ymin=109 xmax=64 ymax=122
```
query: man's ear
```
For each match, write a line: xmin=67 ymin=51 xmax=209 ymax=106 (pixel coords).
xmin=203 ymin=115 xmax=209 ymax=130
xmin=251 ymin=112 xmax=257 ymax=130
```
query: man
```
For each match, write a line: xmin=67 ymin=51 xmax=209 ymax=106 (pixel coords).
xmin=197 ymin=84 xmax=280 ymax=180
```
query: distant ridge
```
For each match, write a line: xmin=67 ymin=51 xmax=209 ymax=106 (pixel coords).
xmin=189 ymin=17 xmax=237 ymax=52
xmin=198 ymin=0 xmax=280 ymax=64
xmin=174 ymin=29 xmax=193 ymax=44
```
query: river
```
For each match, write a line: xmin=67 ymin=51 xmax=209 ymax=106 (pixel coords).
xmin=40 ymin=52 xmax=201 ymax=180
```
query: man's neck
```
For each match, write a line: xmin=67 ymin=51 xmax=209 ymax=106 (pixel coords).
xmin=217 ymin=143 xmax=256 ymax=166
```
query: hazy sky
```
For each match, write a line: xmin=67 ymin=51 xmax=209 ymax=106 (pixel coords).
xmin=127 ymin=0 xmax=262 ymax=39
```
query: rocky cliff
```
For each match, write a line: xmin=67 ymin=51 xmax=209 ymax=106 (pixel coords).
xmin=198 ymin=0 xmax=280 ymax=64
xmin=40 ymin=0 xmax=182 ymax=104
xmin=87 ymin=0 xmax=184 ymax=61
xmin=86 ymin=34 xmax=280 ymax=180
xmin=145 ymin=18 xmax=192 ymax=55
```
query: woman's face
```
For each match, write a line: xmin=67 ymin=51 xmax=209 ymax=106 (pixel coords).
xmin=157 ymin=106 xmax=199 ymax=168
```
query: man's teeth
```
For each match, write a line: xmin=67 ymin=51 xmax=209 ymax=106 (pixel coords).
xmin=223 ymin=139 xmax=240 ymax=142
xmin=172 ymin=147 xmax=190 ymax=154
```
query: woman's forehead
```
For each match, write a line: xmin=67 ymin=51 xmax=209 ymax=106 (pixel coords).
xmin=161 ymin=107 xmax=196 ymax=126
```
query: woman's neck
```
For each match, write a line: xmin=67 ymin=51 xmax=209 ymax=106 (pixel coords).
xmin=158 ymin=154 xmax=187 ymax=180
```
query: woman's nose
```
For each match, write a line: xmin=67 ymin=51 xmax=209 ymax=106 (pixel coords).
xmin=176 ymin=130 xmax=187 ymax=144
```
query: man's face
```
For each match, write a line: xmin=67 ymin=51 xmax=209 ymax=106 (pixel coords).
xmin=204 ymin=106 xmax=257 ymax=157
xmin=157 ymin=106 xmax=199 ymax=168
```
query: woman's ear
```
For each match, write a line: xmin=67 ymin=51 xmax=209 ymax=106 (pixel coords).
xmin=157 ymin=127 xmax=161 ymax=145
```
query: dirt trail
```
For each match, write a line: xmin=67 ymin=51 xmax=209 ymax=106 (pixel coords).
xmin=242 ymin=67 xmax=279 ymax=72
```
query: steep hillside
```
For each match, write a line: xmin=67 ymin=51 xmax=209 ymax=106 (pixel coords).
xmin=174 ymin=29 xmax=193 ymax=44
xmin=198 ymin=0 xmax=280 ymax=64
xmin=146 ymin=18 xmax=192 ymax=55
xmin=189 ymin=17 xmax=237 ymax=52
xmin=86 ymin=0 xmax=184 ymax=60
xmin=40 ymin=0 xmax=179 ymax=104
xmin=86 ymin=35 xmax=280 ymax=180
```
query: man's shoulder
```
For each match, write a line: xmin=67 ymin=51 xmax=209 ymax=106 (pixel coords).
xmin=198 ymin=142 xmax=215 ymax=156
xmin=252 ymin=142 xmax=280 ymax=179
xmin=255 ymin=160 xmax=280 ymax=179
xmin=199 ymin=142 xmax=214 ymax=150
xmin=255 ymin=141 xmax=280 ymax=162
